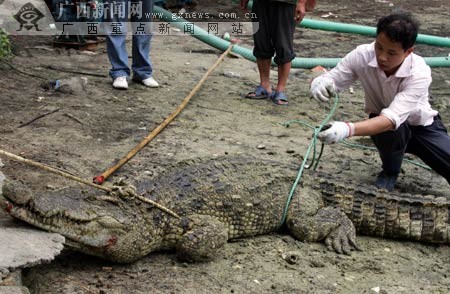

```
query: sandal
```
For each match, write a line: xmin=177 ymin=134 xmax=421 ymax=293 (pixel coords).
xmin=245 ymin=85 xmax=272 ymax=99
xmin=271 ymin=91 xmax=289 ymax=105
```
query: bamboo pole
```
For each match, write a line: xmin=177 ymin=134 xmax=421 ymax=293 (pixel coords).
xmin=93 ymin=45 xmax=234 ymax=185
xmin=0 ymin=149 xmax=110 ymax=192
xmin=0 ymin=149 xmax=180 ymax=219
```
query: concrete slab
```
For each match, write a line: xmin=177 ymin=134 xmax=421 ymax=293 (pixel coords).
xmin=0 ymin=171 xmax=65 ymax=282
xmin=0 ymin=217 xmax=65 ymax=282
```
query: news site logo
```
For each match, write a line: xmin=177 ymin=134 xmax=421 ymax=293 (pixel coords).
xmin=13 ymin=2 xmax=45 ymax=31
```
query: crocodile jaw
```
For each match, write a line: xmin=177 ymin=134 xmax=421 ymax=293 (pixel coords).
xmin=0 ymin=180 xmax=162 ymax=263
xmin=4 ymin=200 xmax=124 ymax=248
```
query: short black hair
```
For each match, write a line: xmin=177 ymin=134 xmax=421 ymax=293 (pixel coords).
xmin=376 ymin=11 xmax=420 ymax=51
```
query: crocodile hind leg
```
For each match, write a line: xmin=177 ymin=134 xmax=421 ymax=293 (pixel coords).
xmin=176 ymin=214 xmax=228 ymax=262
xmin=285 ymin=184 xmax=361 ymax=254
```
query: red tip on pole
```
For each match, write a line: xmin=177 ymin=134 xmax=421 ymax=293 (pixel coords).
xmin=93 ymin=175 xmax=105 ymax=185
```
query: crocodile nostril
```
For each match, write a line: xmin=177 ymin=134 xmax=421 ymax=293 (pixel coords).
xmin=3 ymin=180 xmax=33 ymax=205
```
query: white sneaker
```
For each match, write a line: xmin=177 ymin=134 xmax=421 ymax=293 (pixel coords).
xmin=141 ymin=76 xmax=159 ymax=88
xmin=112 ymin=76 xmax=128 ymax=89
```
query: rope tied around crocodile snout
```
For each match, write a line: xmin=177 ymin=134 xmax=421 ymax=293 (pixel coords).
xmin=109 ymin=179 xmax=138 ymax=199
xmin=109 ymin=179 xmax=181 ymax=219
xmin=0 ymin=149 xmax=180 ymax=219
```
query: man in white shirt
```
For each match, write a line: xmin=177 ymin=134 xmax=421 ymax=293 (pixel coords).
xmin=310 ymin=11 xmax=450 ymax=191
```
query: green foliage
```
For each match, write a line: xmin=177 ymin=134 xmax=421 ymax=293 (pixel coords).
xmin=0 ymin=29 xmax=12 ymax=59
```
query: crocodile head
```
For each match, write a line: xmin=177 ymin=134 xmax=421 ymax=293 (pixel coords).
xmin=0 ymin=178 xmax=167 ymax=263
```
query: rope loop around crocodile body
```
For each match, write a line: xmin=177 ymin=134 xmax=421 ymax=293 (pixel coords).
xmin=278 ymin=94 xmax=340 ymax=227
xmin=278 ymin=93 xmax=432 ymax=227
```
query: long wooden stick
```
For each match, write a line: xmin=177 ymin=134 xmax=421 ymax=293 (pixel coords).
xmin=0 ymin=149 xmax=111 ymax=192
xmin=93 ymin=45 xmax=234 ymax=185
xmin=0 ymin=149 xmax=181 ymax=219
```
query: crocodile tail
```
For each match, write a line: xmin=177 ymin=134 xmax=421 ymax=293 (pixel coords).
xmin=318 ymin=179 xmax=449 ymax=244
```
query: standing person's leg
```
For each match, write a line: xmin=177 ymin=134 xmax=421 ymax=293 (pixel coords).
xmin=245 ymin=0 xmax=274 ymax=99
xmin=131 ymin=0 xmax=158 ymax=87
xmin=104 ymin=0 xmax=131 ymax=89
xmin=106 ymin=34 xmax=130 ymax=79
xmin=131 ymin=34 xmax=153 ymax=81
xmin=276 ymin=62 xmax=291 ymax=94
xmin=256 ymin=59 xmax=272 ymax=95
xmin=370 ymin=115 xmax=411 ymax=191
xmin=271 ymin=2 xmax=296 ymax=105
xmin=406 ymin=116 xmax=450 ymax=184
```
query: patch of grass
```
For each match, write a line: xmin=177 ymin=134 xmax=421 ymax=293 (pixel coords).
xmin=0 ymin=29 xmax=12 ymax=59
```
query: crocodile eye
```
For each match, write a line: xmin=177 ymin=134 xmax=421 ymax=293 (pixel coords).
xmin=97 ymin=216 xmax=124 ymax=230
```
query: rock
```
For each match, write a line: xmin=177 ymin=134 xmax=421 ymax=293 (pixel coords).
xmin=223 ymin=71 xmax=241 ymax=78
xmin=370 ymin=286 xmax=381 ymax=293
xmin=281 ymin=251 xmax=301 ymax=264
xmin=310 ymin=260 xmax=325 ymax=268
xmin=60 ymin=76 xmax=88 ymax=92
xmin=0 ymin=219 xmax=65 ymax=280
xmin=41 ymin=77 xmax=88 ymax=94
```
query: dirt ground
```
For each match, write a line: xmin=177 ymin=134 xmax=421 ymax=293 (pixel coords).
xmin=1 ymin=0 xmax=449 ymax=293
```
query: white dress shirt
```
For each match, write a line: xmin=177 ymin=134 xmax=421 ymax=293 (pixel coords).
xmin=324 ymin=42 xmax=438 ymax=129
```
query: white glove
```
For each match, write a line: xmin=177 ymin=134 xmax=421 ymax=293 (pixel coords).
xmin=310 ymin=76 xmax=336 ymax=102
xmin=317 ymin=121 xmax=355 ymax=144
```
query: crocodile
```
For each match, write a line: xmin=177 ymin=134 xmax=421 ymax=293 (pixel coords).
xmin=1 ymin=156 xmax=449 ymax=263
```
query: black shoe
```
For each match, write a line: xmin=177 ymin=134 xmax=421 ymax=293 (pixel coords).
xmin=375 ymin=170 xmax=398 ymax=192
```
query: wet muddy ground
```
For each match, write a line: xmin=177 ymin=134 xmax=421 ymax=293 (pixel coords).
xmin=0 ymin=0 xmax=449 ymax=293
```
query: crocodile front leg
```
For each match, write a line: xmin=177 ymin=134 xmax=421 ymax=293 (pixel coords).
xmin=286 ymin=184 xmax=361 ymax=254
xmin=175 ymin=214 xmax=228 ymax=262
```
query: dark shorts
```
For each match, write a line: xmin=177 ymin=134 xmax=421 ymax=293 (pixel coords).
xmin=251 ymin=0 xmax=296 ymax=65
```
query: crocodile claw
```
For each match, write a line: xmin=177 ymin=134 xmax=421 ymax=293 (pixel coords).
xmin=324 ymin=214 xmax=362 ymax=255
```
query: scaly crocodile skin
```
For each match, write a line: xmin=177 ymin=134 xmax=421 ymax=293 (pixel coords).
xmin=1 ymin=156 xmax=448 ymax=263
